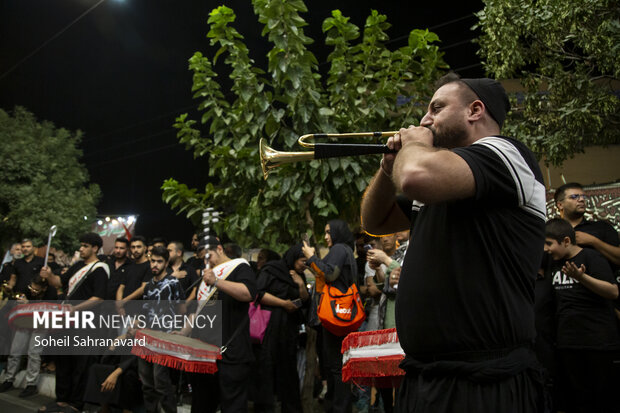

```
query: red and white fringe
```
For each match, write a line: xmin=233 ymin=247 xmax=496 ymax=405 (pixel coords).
xmin=132 ymin=346 xmax=218 ymax=374
xmin=341 ymin=328 xmax=405 ymax=388
xmin=132 ymin=329 xmax=221 ymax=374
xmin=8 ymin=303 xmax=70 ymax=330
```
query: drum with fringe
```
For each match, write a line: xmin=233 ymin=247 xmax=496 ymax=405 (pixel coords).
xmin=341 ymin=328 xmax=405 ymax=387
xmin=8 ymin=302 xmax=70 ymax=330
xmin=131 ymin=329 xmax=221 ymax=374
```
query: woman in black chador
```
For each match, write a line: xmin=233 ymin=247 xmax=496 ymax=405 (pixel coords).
xmin=253 ymin=243 xmax=309 ymax=413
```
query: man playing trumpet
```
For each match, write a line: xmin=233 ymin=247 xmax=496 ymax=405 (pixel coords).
xmin=361 ymin=73 xmax=547 ymax=412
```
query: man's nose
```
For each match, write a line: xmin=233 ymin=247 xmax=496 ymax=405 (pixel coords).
xmin=420 ymin=113 xmax=432 ymax=127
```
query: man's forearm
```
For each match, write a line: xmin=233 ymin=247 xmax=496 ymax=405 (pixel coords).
xmin=122 ymin=283 xmax=147 ymax=302
xmin=590 ymin=239 xmax=620 ymax=266
xmin=215 ymin=280 xmax=252 ymax=302
xmin=116 ymin=285 xmax=125 ymax=302
xmin=361 ymin=169 xmax=407 ymax=235
xmin=392 ymin=142 xmax=475 ymax=204
xmin=72 ymin=297 xmax=103 ymax=312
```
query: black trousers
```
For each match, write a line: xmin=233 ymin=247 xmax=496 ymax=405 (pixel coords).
xmin=558 ymin=349 xmax=619 ymax=413
xmin=253 ymin=332 xmax=303 ymax=413
xmin=395 ymin=367 xmax=544 ymax=413
xmin=55 ymin=354 xmax=93 ymax=409
xmin=189 ymin=361 xmax=251 ymax=413
xmin=322 ymin=327 xmax=352 ymax=413
xmin=137 ymin=358 xmax=177 ymax=413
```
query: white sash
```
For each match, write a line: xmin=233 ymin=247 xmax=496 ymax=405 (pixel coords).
xmin=196 ymin=258 xmax=249 ymax=302
xmin=67 ymin=261 xmax=110 ymax=297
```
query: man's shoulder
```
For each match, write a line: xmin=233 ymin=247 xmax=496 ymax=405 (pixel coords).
xmin=579 ymin=218 xmax=617 ymax=231
xmin=15 ymin=256 xmax=44 ymax=268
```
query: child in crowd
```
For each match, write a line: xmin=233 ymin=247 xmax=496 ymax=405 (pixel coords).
xmin=543 ymin=218 xmax=620 ymax=412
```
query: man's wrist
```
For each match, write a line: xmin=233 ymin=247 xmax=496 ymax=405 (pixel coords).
xmin=380 ymin=159 xmax=392 ymax=178
xmin=212 ymin=278 xmax=219 ymax=288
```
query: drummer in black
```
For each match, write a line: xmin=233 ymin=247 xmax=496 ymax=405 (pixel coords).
xmin=179 ymin=236 xmax=256 ymax=413
xmin=38 ymin=232 xmax=109 ymax=413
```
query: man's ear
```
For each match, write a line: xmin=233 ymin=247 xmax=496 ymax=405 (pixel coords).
xmin=468 ymin=100 xmax=485 ymax=121
xmin=562 ymin=236 xmax=572 ymax=247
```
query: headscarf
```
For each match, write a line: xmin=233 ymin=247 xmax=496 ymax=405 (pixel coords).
xmin=328 ymin=219 xmax=355 ymax=249
xmin=283 ymin=243 xmax=304 ymax=272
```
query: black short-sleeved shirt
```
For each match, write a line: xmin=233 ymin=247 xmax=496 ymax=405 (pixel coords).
xmin=106 ymin=258 xmax=133 ymax=300
xmin=193 ymin=262 xmax=257 ymax=364
xmin=186 ymin=256 xmax=204 ymax=275
xmin=13 ymin=256 xmax=45 ymax=294
xmin=549 ymin=248 xmax=620 ymax=350
xmin=396 ymin=136 xmax=547 ymax=356
xmin=62 ymin=261 xmax=109 ymax=301
xmin=121 ymin=261 xmax=151 ymax=298
xmin=575 ymin=219 xmax=620 ymax=252
xmin=575 ymin=218 xmax=620 ymax=307
xmin=169 ymin=261 xmax=198 ymax=296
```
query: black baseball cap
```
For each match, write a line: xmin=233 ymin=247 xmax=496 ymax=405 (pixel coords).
xmin=198 ymin=235 xmax=221 ymax=250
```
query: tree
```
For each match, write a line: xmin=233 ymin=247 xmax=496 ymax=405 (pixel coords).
xmin=0 ymin=107 xmax=101 ymax=251
xmin=475 ymin=0 xmax=619 ymax=165
xmin=164 ymin=0 xmax=447 ymax=248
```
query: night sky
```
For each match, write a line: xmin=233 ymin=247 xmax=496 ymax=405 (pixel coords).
xmin=0 ymin=0 xmax=484 ymax=247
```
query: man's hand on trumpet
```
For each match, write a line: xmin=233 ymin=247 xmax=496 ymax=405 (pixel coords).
xmin=383 ymin=126 xmax=432 ymax=176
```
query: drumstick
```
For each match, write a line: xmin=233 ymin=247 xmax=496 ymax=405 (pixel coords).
xmin=195 ymin=208 xmax=220 ymax=313
xmin=43 ymin=225 xmax=58 ymax=268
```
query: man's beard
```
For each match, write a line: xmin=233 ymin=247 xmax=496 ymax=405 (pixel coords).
xmin=429 ymin=122 xmax=468 ymax=149
xmin=152 ymin=267 xmax=165 ymax=277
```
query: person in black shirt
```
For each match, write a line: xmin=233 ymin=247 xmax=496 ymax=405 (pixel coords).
xmin=137 ymin=245 xmax=183 ymax=413
xmin=253 ymin=243 xmax=309 ymax=413
xmin=106 ymin=237 xmax=132 ymax=301
xmin=10 ymin=239 xmax=45 ymax=294
xmin=185 ymin=232 xmax=204 ymax=277
xmin=180 ymin=236 xmax=256 ymax=413
xmin=361 ymin=74 xmax=547 ymax=412
xmin=302 ymin=220 xmax=357 ymax=413
xmin=0 ymin=275 xmax=58 ymax=397
xmin=0 ymin=242 xmax=22 ymax=285
xmin=167 ymin=241 xmax=197 ymax=299
xmin=544 ymin=218 xmax=619 ymax=412
xmin=554 ymin=183 xmax=620 ymax=266
xmin=116 ymin=236 xmax=150 ymax=317
xmin=554 ymin=182 xmax=620 ymax=321
xmin=38 ymin=232 xmax=109 ymax=413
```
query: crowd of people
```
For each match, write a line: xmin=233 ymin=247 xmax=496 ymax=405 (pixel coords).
xmin=0 ymin=74 xmax=618 ymax=413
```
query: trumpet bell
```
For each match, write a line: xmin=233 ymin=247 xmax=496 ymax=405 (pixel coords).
xmin=259 ymin=138 xmax=314 ymax=179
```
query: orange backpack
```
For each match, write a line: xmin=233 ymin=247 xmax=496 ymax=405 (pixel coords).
xmin=317 ymin=282 xmax=366 ymax=336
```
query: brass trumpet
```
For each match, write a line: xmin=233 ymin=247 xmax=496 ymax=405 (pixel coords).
xmin=260 ymin=131 xmax=398 ymax=179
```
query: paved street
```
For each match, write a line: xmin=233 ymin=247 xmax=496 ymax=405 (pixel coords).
xmin=0 ymin=388 xmax=53 ymax=413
